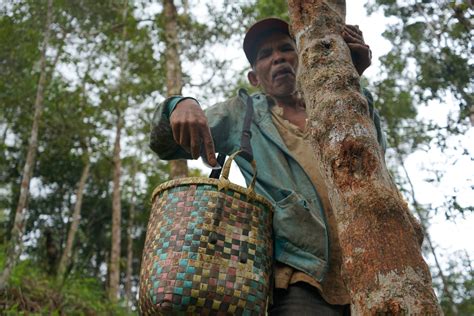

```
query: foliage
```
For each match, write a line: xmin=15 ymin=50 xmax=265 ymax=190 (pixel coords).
xmin=434 ymin=251 xmax=474 ymax=316
xmin=0 ymin=246 xmax=133 ymax=315
xmin=366 ymin=0 xmax=473 ymax=124
xmin=367 ymin=0 xmax=473 ymax=217
xmin=0 ymin=0 xmax=226 ymax=310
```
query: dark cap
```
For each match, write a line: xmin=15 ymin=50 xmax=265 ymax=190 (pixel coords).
xmin=243 ymin=17 xmax=291 ymax=65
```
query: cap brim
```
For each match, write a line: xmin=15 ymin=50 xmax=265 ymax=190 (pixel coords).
xmin=243 ymin=18 xmax=290 ymax=65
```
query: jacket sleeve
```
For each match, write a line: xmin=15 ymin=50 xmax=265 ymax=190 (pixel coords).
xmin=363 ymin=88 xmax=388 ymax=152
xmin=149 ymin=95 xmax=246 ymax=160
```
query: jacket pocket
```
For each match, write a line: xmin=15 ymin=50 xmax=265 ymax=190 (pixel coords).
xmin=273 ymin=189 xmax=327 ymax=259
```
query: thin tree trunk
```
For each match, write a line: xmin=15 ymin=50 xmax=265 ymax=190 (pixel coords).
xmin=56 ymin=59 xmax=92 ymax=284
xmin=56 ymin=157 xmax=90 ymax=282
xmin=108 ymin=0 xmax=128 ymax=302
xmin=163 ymin=0 xmax=188 ymax=179
xmin=287 ymin=1 xmax=442 ymax=314
xmin=125 ymin=164 xmax=136 ymax=310
xmin=397 ymin=153 xmax=458 ymax=315
xmin=109 ymin=112 xmax=123 ymax=303
xmin=169 ymin=160 xmax=188 ymax=179
xmin=1 ymin=125 xmax=8 ymax=151
xmin=182 ymin=0 xmax=189 ymax=17
xmin=455 ymin=84 xmax=473 ymax=125
xmin=0 ymin=0 xmax=54 ymax=291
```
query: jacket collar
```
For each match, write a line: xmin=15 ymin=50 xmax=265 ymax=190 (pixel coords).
xmin=238 ymin=89 xmax=293 ymax=158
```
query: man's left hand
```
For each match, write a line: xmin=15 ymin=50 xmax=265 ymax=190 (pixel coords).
xmin=343 ymin=25 xmax=371 ymax=76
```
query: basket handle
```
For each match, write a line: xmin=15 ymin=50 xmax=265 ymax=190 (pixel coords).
xmin=219 ymin=150 xmax=257 ymax=198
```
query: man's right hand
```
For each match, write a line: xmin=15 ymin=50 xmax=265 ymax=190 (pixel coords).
xmin=169 ymin=98 xmax=218 ymax=167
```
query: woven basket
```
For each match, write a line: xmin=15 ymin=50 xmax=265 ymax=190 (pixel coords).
xmin=139 ymin=151 xmax=273 ymax=315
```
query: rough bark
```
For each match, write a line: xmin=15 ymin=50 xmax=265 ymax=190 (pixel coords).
xmin=287 ymin=0 xmax=442 ymax=314
xmin=108 ymin=0 xmax=128 ymax=302
xmin=56 ymin=157 xmax=90 ymax=283
xmin=163 ymin=0 xmax=188 ymax=179
xmin=0 ymin=0 xmax=54 ymax=291
xmin=125 ymin=165 xmax=136 ymax=310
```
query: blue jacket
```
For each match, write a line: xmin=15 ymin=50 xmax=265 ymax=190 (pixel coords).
xmin=149 ymin=89 xmax=386 ymax=282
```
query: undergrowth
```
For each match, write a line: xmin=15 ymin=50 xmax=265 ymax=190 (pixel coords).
xmin=0 ymin=246 xmax=135 ymax=315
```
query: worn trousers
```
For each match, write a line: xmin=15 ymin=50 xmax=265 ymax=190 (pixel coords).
xmin=268 ymin=282 xmax=350 ymax=316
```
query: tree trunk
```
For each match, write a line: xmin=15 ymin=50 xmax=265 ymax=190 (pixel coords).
xmin=0 ymin=0 xmax=54 ymax=291
xmin=108 ymin=0 xmax=128 ymax=302
xmin=124 ymin=163 xmax=136 ymax=309
xmin=287 ymin=1 xmax=442 ymax=314
xmin=56 ymin=60 xmax=92 ymax=284
xmin=163 ymin=0 xmax=188 ymax=179
xmin=169 ymin=160 xmax=188 ymax=179
xmin=124 ymin=202 xmax=134 ymax=309
xmin=56 ymin=157 xmax=90 ymax=283
xmin=109 ymin=112 xmax=123 ymax=302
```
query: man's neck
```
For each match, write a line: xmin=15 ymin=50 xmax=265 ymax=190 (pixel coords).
xmin=272 ymin=93 xmax=305 ymax=110
xmin=271 ymin=93 xmax=308 ymax=131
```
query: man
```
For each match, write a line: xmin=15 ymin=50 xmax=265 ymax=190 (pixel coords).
xmin=150 ymin=18 xmax=385 ymax=315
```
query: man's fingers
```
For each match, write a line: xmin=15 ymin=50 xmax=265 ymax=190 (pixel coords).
xmin=171 ymin=122 xmax=189 ymax=153
xmin=343 ymin=30 xmax=364 ymax=45
xmin=171 ymin=122 xmax=181 ymax=146
xmin=201 ymin=128 xmax=217 ymax=166
xmin=343 ymin=25 xmax=364 ymax=43
xmin=345 ymin=24 xmax=362 ymax=36
xmin=347 ymin=43 xmax=370 ymax=56
xmin=179 ymin=124 xmax=192 ymax=153
xmin=169 ymin=98 xmax=215 ymax=163
xmin=189 ymin=131 xmax=200 ymax=159
xmin=345 ymin=25 xmax=371 ymax=75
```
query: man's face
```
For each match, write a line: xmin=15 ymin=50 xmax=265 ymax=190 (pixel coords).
xmin=248 ymin=32 xmax=298 ymax=98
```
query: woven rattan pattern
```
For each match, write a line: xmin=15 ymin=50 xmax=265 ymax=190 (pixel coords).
xmin=139 ymin=179 xmax=273 ymax=316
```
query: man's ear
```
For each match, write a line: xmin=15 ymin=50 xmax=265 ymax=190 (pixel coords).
xmin=247 ymin=70 xmax=259 ymax=87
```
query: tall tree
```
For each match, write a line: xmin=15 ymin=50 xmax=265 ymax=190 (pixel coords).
xmin=0 ymin=0 xmax=54 ymax=290
xmin=108 ymin=0 xmax=129 ymax=302
xmin=163 ymin=0 xmax=188 ymax=179
xmin=287 ymin=0 xmax=441 ymax=314
xmin=0 ymin=0 xmax=170 ymax=311
xmin=124 ymin=161 xmax=136 ymax=309
xmin=56 ymin=149 xmax=90 ymax=283
xmin=56 ymin=67 xmax=92 ymax=282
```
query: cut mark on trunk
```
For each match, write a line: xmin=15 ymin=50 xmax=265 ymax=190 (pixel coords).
xmin=331 ymin=138 xmax=377 ymax=189
xmin=321 ymin=38 xmax=332 ymax=56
